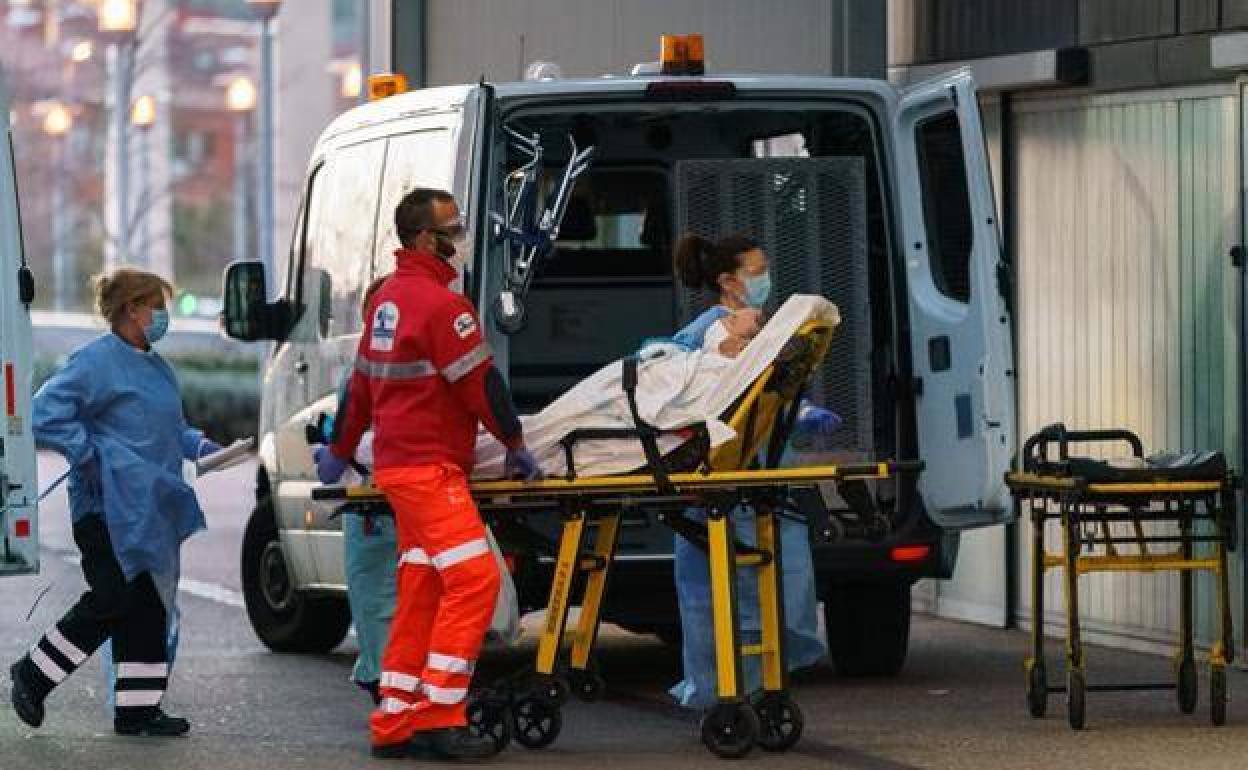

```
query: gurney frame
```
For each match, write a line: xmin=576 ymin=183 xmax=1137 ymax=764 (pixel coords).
xmin=1005 ymin=425 xmax=1238 ymax=730
xmin=313 ymin=317 xmax=924 ymax=758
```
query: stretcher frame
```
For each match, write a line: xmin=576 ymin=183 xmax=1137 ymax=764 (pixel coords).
xmin=1005 ymin=425 xmax=1238 ymax=730
xmin=314 ymin=318 xmax=924 ymax=758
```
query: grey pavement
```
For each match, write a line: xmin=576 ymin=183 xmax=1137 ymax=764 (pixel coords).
xmin=3 ymin=453 xmax=1248 ymax=769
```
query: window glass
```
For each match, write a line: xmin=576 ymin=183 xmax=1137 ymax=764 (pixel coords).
xmin=915 ymin=111 xmax=972 ymax=302
xmin=300 ymin=139 xmax=387 ymax=338
xmin=373 ymin=129 xmax=454 ymax=278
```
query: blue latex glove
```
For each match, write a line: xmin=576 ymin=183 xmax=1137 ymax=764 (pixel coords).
xmin=796 ymin=405 xmax=843 ymax=436
xmin=197 ymin=439 xmax=224 ymax=459
xmin=313 ymin=445 xmax=350 ymax=485
xmin=504 ymin=445 xmax=543 ymax=481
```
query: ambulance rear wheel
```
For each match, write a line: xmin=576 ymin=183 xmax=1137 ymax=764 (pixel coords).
xmin=1176 ymin=657 xmax=1197 ymax=714
xmin=1211 ymin=666 xmax=1227 ymax=727
xmin=512 ymin=696 xmax=562 ymax=749
xmin=754 ymin=692 xmax=803 ymax=752
xmin=242 ymin=500 xmax=350 ymax=654
xmin=700 ymin=702 xmax=759 ymax=760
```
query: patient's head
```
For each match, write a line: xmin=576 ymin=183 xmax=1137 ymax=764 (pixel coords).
xmin=705 ymin=308 xmax=764 ymax=358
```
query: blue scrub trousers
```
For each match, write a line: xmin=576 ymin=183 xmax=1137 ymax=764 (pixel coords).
xmin=343 ymin=511 xmax=398 ymax=686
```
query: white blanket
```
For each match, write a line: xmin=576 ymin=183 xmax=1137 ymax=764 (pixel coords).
xmin=471 ymin=295 xmax=840 ymax=479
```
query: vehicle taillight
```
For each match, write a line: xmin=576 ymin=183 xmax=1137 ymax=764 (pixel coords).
xmin=889 ymin=544 xmax=931 ymax=563
xmin=15 ymin=520 xmax=30 ymax=538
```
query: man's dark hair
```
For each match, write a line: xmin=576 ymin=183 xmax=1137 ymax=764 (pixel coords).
xmin=395 ymin=187 xmax=455 ymax=247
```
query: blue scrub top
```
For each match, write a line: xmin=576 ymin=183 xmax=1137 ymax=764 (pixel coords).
xmin=33 ymin=333 xmax=206 ymax=580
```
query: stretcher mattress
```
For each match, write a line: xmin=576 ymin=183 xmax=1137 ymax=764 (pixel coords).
xmin=1039 ymin=451 xmax=1227 ymax=484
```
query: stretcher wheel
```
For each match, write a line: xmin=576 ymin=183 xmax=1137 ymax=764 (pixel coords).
xmin=1211 ymin=666 xmax=1227 ymax=727
xmin=753 ymin=692 xmax=803 ymax=752
xmin=1067 ymin=669 xmax=1086 ymax=730
xmin=512 ymin=695 xmax=562 ymax=749
xmin=1025 ymin=661 xmax=1047 ymax=718
xmin=466 ymin=693 xmax=511 ymax=756
xmin=568 ymin=668 xmax=606 ymax=702
xmin=532 ymin=674 xmax=571 ymax=705
xmin=700 ymin=702 xmax=759 ymax=760
xmin=1176 ymin=657 xmax=1197 ymax=714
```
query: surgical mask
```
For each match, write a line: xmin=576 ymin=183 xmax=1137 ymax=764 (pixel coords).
xmin=740 ymin=272 xmax=771 ymax=308
xmin=144 ymin=309 xmax=170 ymax=344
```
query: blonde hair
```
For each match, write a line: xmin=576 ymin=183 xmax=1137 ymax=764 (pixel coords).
xmin=93 ymin=267 xmax=174 ymax=326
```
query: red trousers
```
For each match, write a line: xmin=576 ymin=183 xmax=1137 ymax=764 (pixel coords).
xmin=370 ymin=463 xmax=501 ymax=747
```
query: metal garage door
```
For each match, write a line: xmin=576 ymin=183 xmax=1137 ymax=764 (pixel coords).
xmin=1010 ymin=86 xmax=1242 ymax=653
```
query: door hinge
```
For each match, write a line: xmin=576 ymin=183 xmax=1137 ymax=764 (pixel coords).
xmin=1231 ymin=245 xmax=1244 ymax=269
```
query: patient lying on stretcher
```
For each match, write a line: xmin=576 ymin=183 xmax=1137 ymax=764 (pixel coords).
xmin=470 ymin=294 xmax=841 ymax=480
xmin=349 ymin=296 xmax=839 ymax=480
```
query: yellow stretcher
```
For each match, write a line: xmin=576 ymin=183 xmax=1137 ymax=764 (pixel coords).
xmin=314 ymin=319 xmax=923 ymax=758
xmin=1005 ymin=425 xmax=1238 ymax=730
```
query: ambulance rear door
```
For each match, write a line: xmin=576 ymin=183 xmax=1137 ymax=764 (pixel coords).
xmin=0 ymin=71 xmax=40 ymax=576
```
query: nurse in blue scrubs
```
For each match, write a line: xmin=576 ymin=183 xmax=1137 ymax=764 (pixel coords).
xmin=667 ymin=233 xmax=840 ymax=708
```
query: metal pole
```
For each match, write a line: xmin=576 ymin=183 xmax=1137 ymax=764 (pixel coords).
xmin=138 ymin=127 xmax=150 ymax=268
xmin=257 ymin=16 xmax=276 ymax=286
xmin=108 ymin=40 xmax=133 ymax=267
xmin=234 ymin=114 xmax=247 ymax=261
xmin=52 ymin=136 xmax=67 ymax=311
xmin=359 ymin=0 xmax=370 ymax=105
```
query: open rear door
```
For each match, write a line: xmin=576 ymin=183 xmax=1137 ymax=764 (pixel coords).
xmin=0 ymin=73 xmax=39 ymax=575
xmin=893 ymin=70 xmax=1015 ymax=529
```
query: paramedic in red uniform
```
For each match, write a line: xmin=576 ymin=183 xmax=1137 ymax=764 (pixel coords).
xmin=314 ymin=187 xmax=541 ymax=760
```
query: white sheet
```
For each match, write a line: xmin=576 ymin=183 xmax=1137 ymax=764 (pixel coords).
xmin=471 ymin=295 xmax=840 ymax=479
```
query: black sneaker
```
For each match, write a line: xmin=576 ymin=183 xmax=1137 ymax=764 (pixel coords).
xmin=10 ymin=662 xmax=44 ymax=729
xmin=114 ymin=709 xmax=190 ymax=737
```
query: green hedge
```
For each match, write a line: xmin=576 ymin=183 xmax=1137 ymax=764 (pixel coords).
xmin=34 ymin=352 xmax=260 ymax=445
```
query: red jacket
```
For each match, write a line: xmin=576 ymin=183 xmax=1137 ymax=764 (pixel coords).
xmin=330 ymin=248 xmax=520 ymax=473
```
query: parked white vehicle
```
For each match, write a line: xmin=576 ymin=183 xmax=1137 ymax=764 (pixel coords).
xmin=222 ymin=61 xmax=1016 ymax=675
xmin=0 ymin=69 xmax=42 ymax=578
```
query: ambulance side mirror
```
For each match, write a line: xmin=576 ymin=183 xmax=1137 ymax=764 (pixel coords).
xmin=221 ymin=260 xmax=292 ymax=342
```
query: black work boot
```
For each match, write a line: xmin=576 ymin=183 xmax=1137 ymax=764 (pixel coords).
xmin=427 ymin=727 xmax=499 ymax=759
xmin=371 ymin=727 xmax=498 ymax=760
xmin=10 ymin=662 xmax=45 ymax=729
xmin=114 ymin=708 xmax=190 ymax=737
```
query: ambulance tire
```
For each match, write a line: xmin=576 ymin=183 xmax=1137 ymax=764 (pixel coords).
xmin=242 ymin=500 xmax=351 ymax=654
xmin=823 ymin=581 xmax=910 ymax=677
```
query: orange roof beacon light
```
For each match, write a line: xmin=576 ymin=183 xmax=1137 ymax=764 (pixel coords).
xmin=368 ymin=73 xmax=409 ymax=102
xmin=659 ymin=33 xmax=706 ymax=76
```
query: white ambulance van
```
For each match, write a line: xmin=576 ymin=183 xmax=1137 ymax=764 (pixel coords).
xmin=0 ymin=70 xmax=42 ymax=578
xmin=221 ymin=55 xmax=1016 ymax=675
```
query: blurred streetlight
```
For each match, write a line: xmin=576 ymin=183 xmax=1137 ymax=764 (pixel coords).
xmin=131 ymin=94 xmax=156 ymax=267
xmin=248 ymin=0 xmax=281 ymax=288
xmin=341 ymin=60 xmax=362 ymax=100
xmin=42 ymin=102 xmax=73 ymax=311
xmin=98 ymin=0 xmax=138 ymax=268
xmin=226 ymin=76 xmax=256 ymax=264
xmin=69 ymin=39 xmax=93 ymax=64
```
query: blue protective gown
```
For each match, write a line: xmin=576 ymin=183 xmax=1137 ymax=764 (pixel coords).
xmin=667 ymin=305 xmax=828 ymax=708
xmin=32 ymin=333 xmax=206 ymax=581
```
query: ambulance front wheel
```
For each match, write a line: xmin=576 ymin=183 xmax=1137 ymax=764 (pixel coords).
xmin=700 ymin=702 xmax=759 ymax=759
xmin=242 ymin=500 xmax=350 ymax=654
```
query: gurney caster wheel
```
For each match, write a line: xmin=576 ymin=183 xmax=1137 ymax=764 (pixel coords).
xmin=700 ymin=702 xmax=759 ymax=760
xmin=1211 ymin=666 xmax=1227 ymax=727
xmin=568 ymin=668 xmax=606 ymax=702
xmin=753 ymin=692 xmax=803 ymax=752
xmin=1176 ymin=657 xmax=1197 ymax=714
xmin=1025 ymin=661 xmax=1047 ymax=718
xmin=532 ymin=674 xmax=571 ymax=705
xmin=512 ymin=695 xmax=562 ymax=749
xmin=467 ymin=693 xmax=512 ymax=756
xmin=1067 ymin=669 xmax=1086 ymax=730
